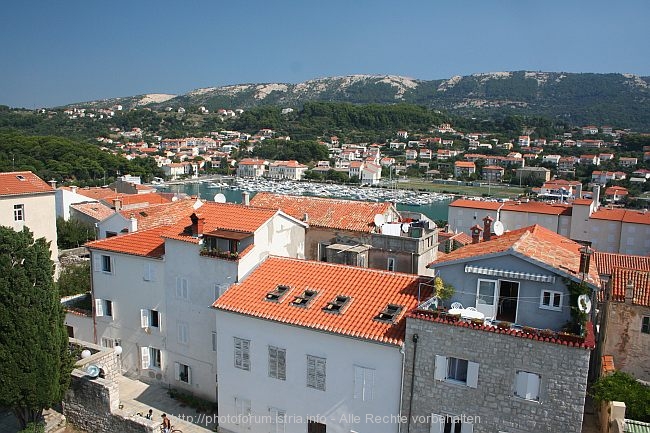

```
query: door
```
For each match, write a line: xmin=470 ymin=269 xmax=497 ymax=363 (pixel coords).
xmin=497 ymin=280 xmax=519 ymax=323
xmin=308 ymin=420 xmax=326 ymax=433
xmin=476 ymin=279 xmax=498 ymax=320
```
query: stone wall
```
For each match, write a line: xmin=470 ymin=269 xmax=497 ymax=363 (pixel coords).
xmin=401 ymin=317 xmax=591 ymax=433
xmin=602 ymin=302 xmax=650 ymax=382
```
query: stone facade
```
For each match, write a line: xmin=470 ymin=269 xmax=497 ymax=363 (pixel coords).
xmin=401 ymin=318 xmax=591 ymax=433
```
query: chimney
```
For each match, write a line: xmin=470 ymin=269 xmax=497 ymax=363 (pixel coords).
xmin=49 ymin=179 xmax=57 ymax=189
xmin=575 ymin=182 xmax=583 ymax=199
xmin=303 ymin=213 xmax=309 ymax=223
xmin=592 ymin=185 xmax=601 ymax=210
xmin=482 ymin=215 xmax=493 ymax=242
xmin=470 ymin=224 xmax=483 ymax=244
xmin=190 ymin=213 xmax=205 ymax=237
xmin=129 ymin=215 xmax=138 ymax=232
xmin=242 ymin=191 xmax=250 ymax=206
xmin=625 ymin=279 xmax=635 ymax=304
xmin=578 ymin=245 xmax=593 ymax=275
xmin=71 ymin=186 xmax=78 ymax=194
xmin=112 ymin=198 xmax=122 ymax=212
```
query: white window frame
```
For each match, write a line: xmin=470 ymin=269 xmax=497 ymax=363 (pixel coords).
xmin=140 ymin=308 xmax=160 ymax=329
xmin=95 ymin=299 xmax=113 ymax=319
xmin=306 ymin=355 xmax=326 ymax=391
xmin=387 ymin=257 xmax=396 ymax=272
xmin=234 ymin=397 xmax=251 ymax=428
xmin=268 ymin=346 xmax=286 ymax=380
xmin=143 ymin=347 xmax=161 ymax=370
xmin=175 ymin=277 xmax=189 ymax=299
xmin=143 ymin=263 xmax=156 ymax=282
xmin=174 ymin=362 xmax=191 ymax=384
xmin=539 ymin=290 xmax=562 ymax=311
xmin=13 ymin=204 xmax=24 ymax=222
xmin=234 ymin=337 xmax=251 ymax=371
xmin=101 ymin=337 xmax=114 ymax=348
xmin=434 ymin=355 xmax=479 ymax=388
xmin=514 ymin=370 xmax=541 ymax=401
xmin=269 ymin=407 xmax=286 ymax=433
xmin=430 ymin=413 xmax=473 ymax=433
xmin=177 ymin=321 xmax=189 ymax=345
xmin=353 ymin=365 xmax=375 ymax=401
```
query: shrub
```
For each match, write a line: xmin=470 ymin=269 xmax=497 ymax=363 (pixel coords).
xmin=590 ymin=371 xmax=650 ymax=422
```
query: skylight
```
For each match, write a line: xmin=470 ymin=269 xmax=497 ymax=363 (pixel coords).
xmin=375 ymin=304 xmax=403 ymax=323
xmin=265 ymin=285 xmax=291 ymax=302
xmin=291 ymin=289 xmax=318 ymax=307
xmin=323 ymin=295 xmax=351 ymax=314
xmin=16 ymin=175 xmax=25 ymax=181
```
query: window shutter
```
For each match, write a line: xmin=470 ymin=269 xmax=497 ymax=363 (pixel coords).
xmin=95 ymin=299 xmax=104 ymax=317
xmin=93 ymin=254 xmax=101 ymax=272
xmin=434 ymin=355 xmax=447 ymax=381
xmin=466 ymin=362 xmax=479 ymax=388
xmin=527 ymin=373 xmax=540 ymax=400
xmin=316 ymin=358 xmax=326 ymax=391
xmin=307 ymin=356 xmax=316 ymax=388
xmin=140 ymin=347 xmax=150 ymax=369
xmin=174 ymin=362 xmax=180 ymax=381
xmin=460 ymin=422 xmax=474 ymax=433
xmin=354 ymin=366 xmax=363 ymax=399
xmin=269 ymin=347 xmax=278 ymax=378
xmin=364 ymin=368 xmax=374 ymax=401
xmin=277 ymin=349 xmax=286 ymax=380
xmin=187 ymin=366 xmax=192 ymax=384
xmin=429 ymin=414 xmax=443 ymax=433
xmin=140 ymin=309 xmax=149 ymax=328
xmin=242 ymin=339 xmax=250 ymax=370
xmin=176 ymin=277 xmax=182 ymax=298
xmin=515 ymin=371 xmax=527 ymax=398
xmin=234 ymin=339 xmax=242 ymax=368
xmin=212 ymin=332 xmax=217 ymax=352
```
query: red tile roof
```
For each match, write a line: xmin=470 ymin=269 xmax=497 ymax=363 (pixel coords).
xmin=119 ymin=199 xmax=199 ymax=231
xmin=70 ymin=202 xmax=114 ymax=221
xmin=454 ymin=161 xmax=476 ymax=168
xmin=610 ymin=268 xmax=650 ymax=306
xmin=573 ymin=199 xmax=593 ymax=206
xmin=502 ymin=201 xmax=572 ymax=216
xmin=249 ymin=192 xmax=394 ymax=233
xmin=213 ymin=257 xmax=431 ymax=346
xmin=449 ymin=199 xmax=502 ymax=211
xmin=594 ymin=252 xmax=650 ymax=276
xmin=0 ymin=171 xmax=54 ymax=196
xmin=590 ymin=208 xmax=650 ymax=225
xmin=63 ymin=186 xmax=117 ymax=201
xmin=163 ymin=202 xmax=278 ymax=243
xmin=85 ymin=226 xmax=168 ymax=258
xmin=102 ymin=192 xmax=171 ymax=207
xmin=429 ymin=225 xmax=600 ymax=287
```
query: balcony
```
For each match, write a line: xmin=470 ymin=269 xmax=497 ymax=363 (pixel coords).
xmin=200 ymin=248 xmax=240 ymax=261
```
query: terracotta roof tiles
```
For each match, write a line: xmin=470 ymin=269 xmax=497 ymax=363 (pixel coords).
xmin=0 ymin=171 xmax=54 ymax=196
xmin=85 ymin=226 xmax=168 ymax=258
xmin=594 ymin=252 xmax=650 ymax=276
xmin=448 ymin=199 xmax=502 ymax=211
xmin=119 ymin=199 xmax=199 ymax=231
xmin=249 ymin=192 xmax=393 ymax=233
xmin=610 ymin=268 xmax=650 ymax=306
xmin=70 ymin=202 xmax=114 ymax=221
xmin=213 ymin=257 xmax=431 ymax=346
xmin=590 ymin=208 xmax=650 ymax=225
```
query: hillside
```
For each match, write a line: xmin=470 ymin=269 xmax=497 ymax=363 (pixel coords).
xmin=66 ymin=72 xmax=650 ymax=131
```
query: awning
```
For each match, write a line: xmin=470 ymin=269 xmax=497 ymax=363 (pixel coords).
xmin=204 ymin=229 xmax=252 ymax=241
xmin=464 ymin=265 xmax=556 ymax=283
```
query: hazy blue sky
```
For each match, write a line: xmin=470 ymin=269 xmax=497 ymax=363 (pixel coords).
xmin=2 ymin=0 xmax=649 ymax=108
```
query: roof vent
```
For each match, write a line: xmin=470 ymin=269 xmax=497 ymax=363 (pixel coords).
xmin=265 ymin=285 xmax=291 ymax=302
xmin=291 ymin=289 xmax=318 ymax=307
xmin=323 ymin=295 xmax=351 ymax=314
xmin=374 ymin=304 xmax=403 ymax=323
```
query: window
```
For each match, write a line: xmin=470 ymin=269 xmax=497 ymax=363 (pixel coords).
xmin=291 ymin=289 xmax=318 ymax=307
xmin=269 ymin=408 xmax=286 ymax=433
xmin=177 ymin=322 xmax=189 ymax=345
xmin=434 ymin=355 xmax=479 ymax=388
xmin=268 ymin=346 xmax=286 ymax=380
xmin=13 ymin=204 xmax=24 ymax=222
xmin=234 ymin=337 xmax=251 ymax=371
xmin=95 ymin=299 xmax=113 ymax=318
xmin=175 ymin=362 xmax=191 ymax=383
xmin=323 ymin=295 xmax=351 ymax=314
xmin=540 ymin=290 xmax=562 ymax=311
xmin=101 ymin=337 xmax=115 ymax=348
xmin=354 ymin=366 xmax=375 ymax=401
xmin=234 ymin=397 xmax=251 ymax=428
xmin=176 ymin=277 xmax=189 ymax=299
xmin=515 ymin=371 xmax=541 ymax=401
xmin=105 ymin=231 xmax=117 ymax=238
xmin=375 ymin=304 xmax=403 ymax=323
xmin=101 ymin=255 xmax=112 ymax=273
xmin=642 ymin=316 xmax=650 ymax=334
xmin=387 ymin=257 xmax=396 ymax=272
xmin=306 ymin=355 xmax=326 ymax=391
xmin=430 ymin=414 xmax=473 ymax=433
xmin=266 ymin=285 xmax=291 ymax=302
xmin=143 ymin=263 xmax=156 ymax=281
xmin=141 ymin=347 xmax=162 ymax=369
xmin=357 ymin=254 xmax=366 ymax=267
xmin=212 ymin=332 xmax=217 ymax=352
xmin=140 ymin=309 xmax=160 ymax=329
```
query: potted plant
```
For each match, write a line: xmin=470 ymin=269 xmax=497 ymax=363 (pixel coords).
xmin=433 ymin=277 xmax=455 ymax=309
xmin=496 ymin=321 xmax=512 ymax=330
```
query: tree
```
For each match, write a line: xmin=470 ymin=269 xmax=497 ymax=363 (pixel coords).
xmin=0 ymin=227 xmax=74 ymax=429
xmin=56 ymin=262 xmax=91 ymax=297
xmin=56 ymin=217 xmax=96 ymax=249
xmin=590 ymin=371 xmax=650 ymax=422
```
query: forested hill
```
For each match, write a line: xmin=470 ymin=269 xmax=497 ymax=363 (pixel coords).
xmin=68 ymin=72 xmax=650 ymax=131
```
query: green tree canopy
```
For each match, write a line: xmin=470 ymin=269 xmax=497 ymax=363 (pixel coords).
xmin=0 ymin=227 xmax=73 ymax=428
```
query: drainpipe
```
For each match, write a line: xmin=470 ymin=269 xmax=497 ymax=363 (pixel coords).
xmin=406 ymin=333 xmax=418 ymax=433
xmin=398 ymin=344 xmax=406 ymax=433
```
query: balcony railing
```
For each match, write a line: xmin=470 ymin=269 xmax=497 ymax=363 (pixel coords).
xmin=200 ymin=248 xmax=240 ymax=261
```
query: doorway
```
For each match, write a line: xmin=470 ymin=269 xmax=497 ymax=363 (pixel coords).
xmin=308 ymin=420 xmax=326 ymax=433
xmin=497 ymin=280 xmax=519 ymax=323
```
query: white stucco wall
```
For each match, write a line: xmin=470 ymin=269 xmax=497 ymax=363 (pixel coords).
xmin=64 ymin=312 xmax=94 ymax=342
xmin=215 ymin=311 xmax=404 ymax=433
xmin=55 ymin=188 xmax=98 ymax=221
xmin=618 ymin=222 xmax=650 ymax=256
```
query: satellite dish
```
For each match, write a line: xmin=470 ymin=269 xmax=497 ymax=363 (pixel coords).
xmin=578 ymin=294 xmax=592 ymax=314
xmin=171 ymin=196 xmax=179 ymax=202
xmin=373 ymin=214 xmax=385 ymax=227
xmin=493 ymin=221 xmax=505 ymax=236
xmin=86 ymin=364 xmax=101 ymax=378
xmin=401 ymin=223 xmax=410 ymax=233
xmin=214 ymin=193 xmax=226 ymax=203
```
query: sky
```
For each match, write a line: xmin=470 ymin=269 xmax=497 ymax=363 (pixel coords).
xmin=1 ymin=0 xmax=649 ymax=108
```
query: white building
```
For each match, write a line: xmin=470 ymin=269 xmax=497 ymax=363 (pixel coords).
xmin=237 ymin=159 xmax=266 ymax=178
xmin=268 ymin=160 xmax=308 ymax=180
xmin=213 ymin=257 xmax=431 ymax=433
xmin=55 ymin=185 xmax=100 ymax=221
xmin=85 ymin=202 xmax=307 ymax=400
xmin=0 ymin=171 xmax=58 ymax=264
